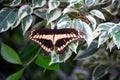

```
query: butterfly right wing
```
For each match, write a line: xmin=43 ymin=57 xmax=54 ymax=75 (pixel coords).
xmin=54 ymin=28 xmax=84 ymax=54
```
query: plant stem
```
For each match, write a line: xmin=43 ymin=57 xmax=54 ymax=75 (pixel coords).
xmin=24 ymin=48 xmax=41 ymax=66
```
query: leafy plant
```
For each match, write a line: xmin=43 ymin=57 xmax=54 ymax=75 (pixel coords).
xmin=0 ymin=0 xmax=120 ymax=80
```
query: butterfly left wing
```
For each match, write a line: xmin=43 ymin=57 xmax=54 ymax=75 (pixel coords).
xmin=29 ymin=29 xmax=54 ymax=54
xmin=54 ymin=28 xmax=84 ymax=54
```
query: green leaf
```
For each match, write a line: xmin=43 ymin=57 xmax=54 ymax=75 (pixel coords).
xmin=98 ymin=32 xmax=109 ymax=47
xmin=108 ymin=23 xmax=120 ymax=36
xmin=73 ymin=20 xmax=93 ymax=46
xmin=34 ymin=8 xmax=47 ymax=19
xmin=48 ymin=0 xmax=60 ymax=12
xmin=22 ymin=15 xmax=33 ymax=34
xmin=92 ymin=64 xmax=109 ymax=80
xmin=18 ymin=5 xmax=33 ymax=20
xmin=32 ymin=20 xmax=47 ymax=29
xmin=63 ymin=7 xmax=79 ymax=14
xmin=86 ymin=15 xmax=97 ymax=30
xmin=82 ymin=22 xmax=93 ymax=47
xmin=69 ymin=41 xmax=79 ymax=54
xmin=10 ymin=0 xmax=21 ymax=6
xmin=19 ymin=44 xmax=39 ymax=63
xmin=69 ymin=0 xmax=82 ymax=7
xmin=75 ymin=42 xmax=98 ymax=59
xmin=0 ymin=8 xmax=17 ymax=32
xmin=73 ymin=19 xmax=84 ymax=30
xmin=50 ymin=50 xmax=72 ymax=65
xmin=46 ymin=8 xmax=62 ymax=22
xmin=95 ymin=0 xmax=109 ymax=5
xmin=90 ymin=9 xmax=105 ymax=20
xmin=57 ymin=15 xmax=71 ymax=29
xmin=103 ymin=1 xmax=119 ymax=15
xmin=13 ymin=5 xmax=33 ymax=28
xmin=113 ymin=31 xmax=120 ymax=49
xmin=35 ymin=54 xmax=59 ymax=70
xmin=1 ymin=43 xmax=22 ymax=64
xmin=32 ymin=0 xmax=46 ymax=8
xmin=85 ymin=0 xmax=95 ymax=7
xmin=96 ymin=22 xmax=115 ymax=32
xmin=6 ymin=68 xmax=24 ymax=80
xmin=107 ymin=40 xmax=115 ymax=51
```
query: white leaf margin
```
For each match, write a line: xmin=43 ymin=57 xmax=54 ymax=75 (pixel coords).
xmin=10 ymin=0 xmax=21 ymax=7
xmin=90 ymin=9 xmax=105 ymax=20
xmin=22 ymin=15 xmax=33 ymax=35
xmin=32 ymin=0 xmax=46 ymax=8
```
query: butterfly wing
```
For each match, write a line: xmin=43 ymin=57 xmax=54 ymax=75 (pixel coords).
xmin=29 ymin=29 xmax=54 ymax=54
xmin=29 ymin=28 xmax=84 ymax=54
xmin=54 ymin=28 xmax=84 ymax=54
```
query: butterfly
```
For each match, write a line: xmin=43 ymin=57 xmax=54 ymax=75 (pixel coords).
xmin=29 ymin=27 xmax=84 ymax=54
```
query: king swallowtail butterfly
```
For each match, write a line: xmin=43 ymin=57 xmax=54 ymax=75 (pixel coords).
xmin=29 ymin=27 xmax=84 ymax=54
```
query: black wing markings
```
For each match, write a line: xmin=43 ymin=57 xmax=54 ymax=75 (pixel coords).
xmin=29 ymin=28 xmax=84 ymax=54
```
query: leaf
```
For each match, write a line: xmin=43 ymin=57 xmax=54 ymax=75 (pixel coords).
xmin=108 ymin=23 xmax=120 ymax=37
xmin=95 ymin=0 xmax=109 ymax=5
xmin=46 ymin=8 xmax=62 ymax=22
xmin=63 ymin=7 xmax=79 ymax=14
xmin=32 ymin=20 xmax=47 ymax=28
xmin=76 ymin=1 xmax=84 ymax=8
xmin=96 ymin=22 xmax=115 ymax=32
xmin=35 ymin=54 xmax=59 ymax=70
xmin=69 ymin=41 xmax=79 ymax=54
xmin=18 ymin=5 xmax=33 ymax=20
xmin=113 ymin=31 xmax=120 ymax=49
xmin=10 ymin=0 xmax=21 ymax=6
xmin=75 ymin=42 xmax=98 ymax=59
xmin=98 ymin=32 xmax=109 ymax=48
xmin=107 ymin=40 xmax=115 ymax=52
xmin=73 ymin=19 xmax=93 ymax=45
xmin=90 ymin=9 xmax=105 ymax=20
xmin=57 ymin=15 xmax=71 ymax=29
xmin=93 ymin=30 xmax=101 ymax=39
xmin=50 ymin=50 xmax=72 ymax=65
xmin=92 ymin=64 xmax=109 ymax=80
xmin=103 ymin=1 xmax=119 ymax=15
xmin=34 ymin=8 xmax=47 ymax=19
xmin=6 ymin=68 xmax=24 ymax=80
xmin=13 ymin=5 xmax=33 ymax=28
xmin=48 ymin=0 xmax=60 ymax=12
xmin=59 ymin=0 xmax=69 ymax=2
xmin=83 ymin=22 xmax=93 ymax=47
xmin=86 ymin=15 xmax=97 ymax=30
xmin=69 ymin=0 xmax=82 ymax=7
xmin=112 ymin=0 xmax=116 ymax=4
xmin=85 ymin=0 xmax=95 ymax=7
xmin=1 ymin=43 xmax=22 ymax=64
xmin=0 ymin=8 xmax=17 ymax=32
xmin=32 ymin=0 xmax=46 ymax=8
xmin=19 ymin=44 xmax=39 ymax=63
xmin=22 ymin=15 xmax=33 ymax=34
xmin=72 ymin=19 xmax=84 ymax=30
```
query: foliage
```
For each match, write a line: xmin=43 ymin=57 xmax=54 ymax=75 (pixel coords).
xmin=0 ymin=0 xmax=120 ymax=80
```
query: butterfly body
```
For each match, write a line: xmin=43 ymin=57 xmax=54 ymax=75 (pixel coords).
xmin=29 ymin=27 xmax=84 ymax=54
